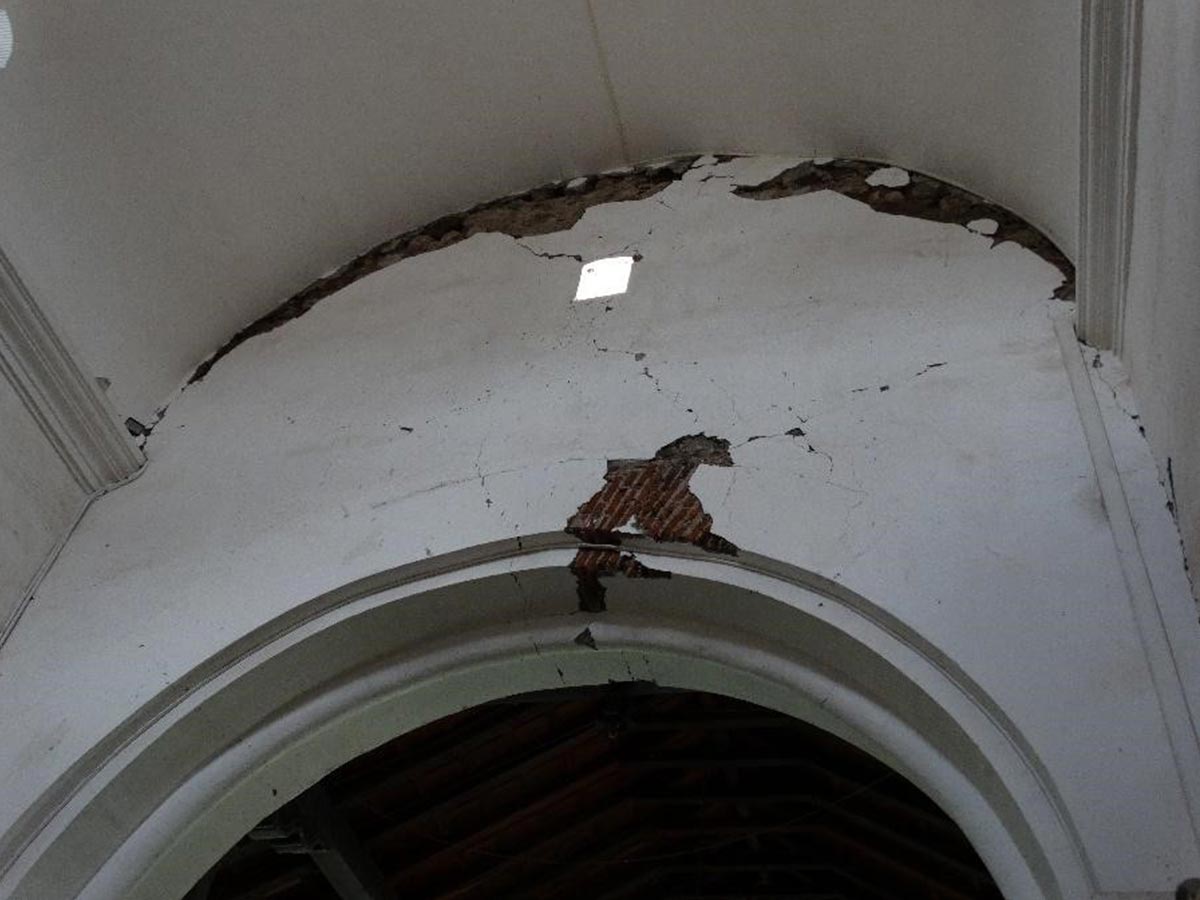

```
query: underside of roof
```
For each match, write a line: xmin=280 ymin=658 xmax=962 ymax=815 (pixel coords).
xmin=201 ymin=686 xmax=1001 ymax=900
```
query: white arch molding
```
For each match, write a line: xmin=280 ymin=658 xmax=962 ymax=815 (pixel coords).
xmin=0 ymin=536 xmax=1094 ymax=900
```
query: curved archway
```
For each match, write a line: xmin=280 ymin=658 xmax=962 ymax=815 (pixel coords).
xmin=4 ymin=540 xmax=1093 ymax=900
xmin=207 ymin=683 xmax=1006 ymax=898
xmin=7 ymin=151 xmax=1194 ymax=898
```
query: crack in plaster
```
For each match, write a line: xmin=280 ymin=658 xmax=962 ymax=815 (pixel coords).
xmin=734 ymin=159 xmax=1074 ymax=301
xmin=187 ymin=156 xmax=701 ymax=386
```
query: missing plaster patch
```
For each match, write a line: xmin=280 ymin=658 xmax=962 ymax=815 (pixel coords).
xmin=187 ymin=156 xmax=699 ymax=384
xmin=575 ymin=256 xmax=634 ymax=301
xmin=734 ymin=158 xmax=1074 ymax=300
xmin=566 ymin=434 xmax=738 ymax=612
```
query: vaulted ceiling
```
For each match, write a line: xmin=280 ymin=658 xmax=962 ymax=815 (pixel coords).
xmin=197 ymin=686 xmax=1002 ymax=900
xmin=0 ymin=1 xmax=1078 ymax=420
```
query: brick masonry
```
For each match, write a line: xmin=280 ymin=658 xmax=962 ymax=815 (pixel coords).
xmin=566 ymin=434 xmax=738 ymax=612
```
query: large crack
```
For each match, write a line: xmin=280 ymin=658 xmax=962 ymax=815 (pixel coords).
xmin=186 ymin=155 xmax=1071 ymax=393
xmin=734 ymin=159 xmax=1074 ymax=301
xmin=566 ymin=434 xmax=738 ymax=613
xmin=188 ymin=156 xmax=701 ymax=384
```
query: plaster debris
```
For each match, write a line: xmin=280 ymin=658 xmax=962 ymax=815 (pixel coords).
xmin=188 ymin=156 xmax=700 ymax=383
xmin=566 ymin=434 xmax=738 ymax=612
xmin=124 ymin=417 xmax=150 ymax=438
xmin=967 ymin=217 xmax=999 ymax=236
xmin=866 ymin=166 xmax=911 ymax=188
xmin=735 ymin=158 xmax=1074 ymax=300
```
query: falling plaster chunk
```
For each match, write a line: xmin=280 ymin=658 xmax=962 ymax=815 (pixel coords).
xmin=967 ymin=218 xmax=999 ymax=236
xmin=866 ymin=166 xmax=911 ymax=188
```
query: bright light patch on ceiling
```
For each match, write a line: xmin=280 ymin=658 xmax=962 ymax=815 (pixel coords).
xmin=0 ymin=11 xmax=12 ymax=69
xmin=575 ymin=256 xmax=634 ymax=301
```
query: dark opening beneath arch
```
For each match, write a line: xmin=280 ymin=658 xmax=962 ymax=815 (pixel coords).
xmin=189 ymin=685 xmax=1002 ymax=899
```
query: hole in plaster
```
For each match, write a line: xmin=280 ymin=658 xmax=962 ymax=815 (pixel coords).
xmin=575 ymin=256 xmax=634 ymax=302
xmin=0 ymin=11 xmax=12 ymax=69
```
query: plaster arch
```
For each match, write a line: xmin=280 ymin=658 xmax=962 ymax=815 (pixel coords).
xmin=3 ymin=153 xmax=1197 ymax=899
xmin=3 ymin=540 xmax=1092 ymax=900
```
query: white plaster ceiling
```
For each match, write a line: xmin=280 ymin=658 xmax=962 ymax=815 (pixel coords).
xmin=0 ymin=1 xmax=1079 ymax=420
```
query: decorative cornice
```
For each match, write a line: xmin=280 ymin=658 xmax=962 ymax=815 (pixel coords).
xmin=1078 ymin=0 xmax=1143 ymax=350
xmin=0 ymin=245 xmax=142 ymax=493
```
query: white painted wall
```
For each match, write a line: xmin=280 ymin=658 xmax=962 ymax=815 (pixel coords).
xmin=0 ymin=377 xmax=86 ymax=638
xmin=0 ymin=1 xmax=1079 ymax=422
xmin=1123 ymin=0 xmax=1200 ymax=602
xmin=0 ymin=158 xmax=1194 ymax=898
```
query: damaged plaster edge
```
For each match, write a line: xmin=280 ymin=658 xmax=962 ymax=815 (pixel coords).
xmin=180 ymin=155 xmax=706 ymax=391
xmin=734 ymin=158 xmax=1075 ymax=301
xmin=1085 ymin=348 xmax=1198 ymax=608
xmin=565 ymin=434 xmax=737 ymax=612
xmin=153 ymin=152 xmax=1069 ymax=443
xmin=1054 ymin=315 xmax=1200 ymax=830
xmin=116 ymin=155 xmax=716 ymax=443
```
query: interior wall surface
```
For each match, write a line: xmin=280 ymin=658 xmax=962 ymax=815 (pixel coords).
xmin=0 ymin=375 xmax=86 ymax=637
xmin=5 ymin=564 xmax=1088 ymax=900
xmin=0 ymin=156 xmax=1194 ymax=899
xmin=1123 ymin=0 xmax=1200 ymax=603
xmin=0 ymin=1 xmax=1079 ymax=422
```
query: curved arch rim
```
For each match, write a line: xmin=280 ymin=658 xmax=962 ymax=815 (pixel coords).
xmin=0 ymin=534 xmax=1096 ymax=900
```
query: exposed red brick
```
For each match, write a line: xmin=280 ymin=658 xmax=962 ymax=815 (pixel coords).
xmin=567 ymin=435 xmax=737 ymax=612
